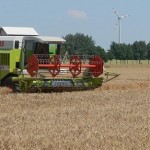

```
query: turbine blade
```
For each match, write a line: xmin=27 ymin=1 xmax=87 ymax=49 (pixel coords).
xmin=112 ymin=8 xmax=119 ymax=17
xmin=120 ymin=14 xmax=129 ymax=19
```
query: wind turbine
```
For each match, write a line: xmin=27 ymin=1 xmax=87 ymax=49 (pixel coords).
xmin=113 ymin=8 xmax=129 ymax=44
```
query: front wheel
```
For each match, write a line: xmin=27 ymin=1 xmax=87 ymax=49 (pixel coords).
xmin=2 ymin=77 xmax=21 ymax=93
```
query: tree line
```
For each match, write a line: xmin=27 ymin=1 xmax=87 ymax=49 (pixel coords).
xmin=108 ymin=41 xmax=150 ymax=63
xmin=62 ymin=33 xmax=150 ymax=62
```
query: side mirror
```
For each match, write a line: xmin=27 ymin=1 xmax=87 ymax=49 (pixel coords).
xmin=15 ymin=41 xmax=19 ymax=49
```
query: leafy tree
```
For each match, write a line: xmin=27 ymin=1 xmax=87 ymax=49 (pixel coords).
xmin=118 ymin=43 xmax=127 ymax=60
xmin=147 ymin=42 xmax=150 ymax=63
xmin=107 ymin=50 xmax=114 ymax=61
xmin=64 ymin=33 xmax=95 ymax=55
xmin=126 ymin=44 xmax=133 ymax=60
xmin=132 ymin=41 xmax=147 ymax=63
xmin=93 ymin=46 xmax=108 ymax=61
xmin=110 ymin=42 xmax=119 ymax=60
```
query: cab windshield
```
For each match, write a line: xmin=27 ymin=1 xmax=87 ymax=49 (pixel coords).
xmin=35 ymin=43 xmax=61 ymax=55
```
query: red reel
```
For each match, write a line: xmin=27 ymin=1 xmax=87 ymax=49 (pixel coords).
xmin=49 ymin=55 xmax=61 ymax=77
xmin=27 ymin=55 xmax=39 ymax=77
xmin=69 ymin=55 xmax=81 ymax=78
xmin=89 ymin=56 xmax=104 ymax=77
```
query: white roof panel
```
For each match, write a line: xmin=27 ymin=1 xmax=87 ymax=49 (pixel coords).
xmin=0 ymin=27 xmax=39 ymax=36
xmin=23 ymin=36 xmax=65 ymax=43
xmin=36 ymin=36 xmax=66 ymax=42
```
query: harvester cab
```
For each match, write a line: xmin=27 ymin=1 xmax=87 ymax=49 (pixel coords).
xmin=22 ymin=36 xmax=65 ymax=71
xmin=0 ymin=27 xmax=119 ymax=92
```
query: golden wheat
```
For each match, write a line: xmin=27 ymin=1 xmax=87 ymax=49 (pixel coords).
xmin=0 ymin=66 xmax=150 ymax=150
xmin=0 ymin=87 xmax=12 ymax=95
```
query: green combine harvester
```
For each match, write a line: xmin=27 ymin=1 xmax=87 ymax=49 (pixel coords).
xmin=0 ymin=27 xmax=118 ymax=92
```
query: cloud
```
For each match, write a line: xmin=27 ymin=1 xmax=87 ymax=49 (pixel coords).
xmin=67 ymin=9 xmax=87 ymax=20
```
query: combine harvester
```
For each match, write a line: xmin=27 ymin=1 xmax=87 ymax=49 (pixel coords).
xmin=0 ymin=27 xmax=119 ymax=92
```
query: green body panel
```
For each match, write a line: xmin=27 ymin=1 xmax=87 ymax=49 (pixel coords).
xmin=0 ymin=49 xmax=21 ymax=84
xmin=10 ymin=49 xmax=21 ymax=70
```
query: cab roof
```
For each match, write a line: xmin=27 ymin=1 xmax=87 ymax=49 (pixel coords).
xmin=23 ymin=36 xmax=65 ymax=43
xmin=0 ymin=27 xmax=39 ymax=36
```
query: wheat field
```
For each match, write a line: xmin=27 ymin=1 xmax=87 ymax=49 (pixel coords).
xmin=0 ymin=65 xmax=150 ymax=150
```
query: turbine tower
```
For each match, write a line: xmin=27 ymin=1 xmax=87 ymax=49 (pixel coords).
xmin=113 ymin=8 xmax=129 ymax=44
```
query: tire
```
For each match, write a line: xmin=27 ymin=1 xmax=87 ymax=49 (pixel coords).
xmin=2 ymin=77 xmax=21 ymax=93
xmin=13 ymin=83 xmax=21 ymax=93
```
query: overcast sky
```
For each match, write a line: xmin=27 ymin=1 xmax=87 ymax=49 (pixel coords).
xmin=1 ymin=0 xmax=150 ymax=50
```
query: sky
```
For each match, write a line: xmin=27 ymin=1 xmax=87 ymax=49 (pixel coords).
xmin=1 ymin=0 xmax=150 ymax=50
